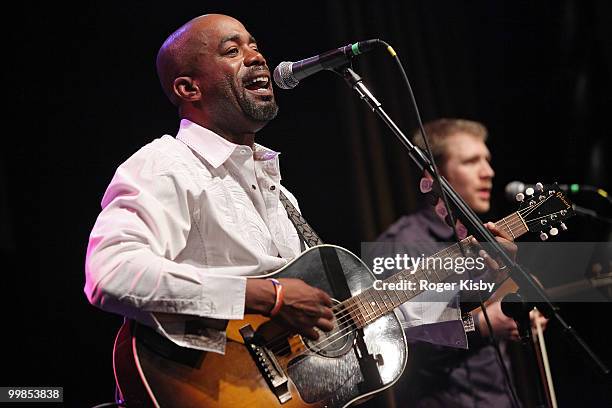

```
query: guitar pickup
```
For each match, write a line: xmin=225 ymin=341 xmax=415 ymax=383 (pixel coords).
xmin=239 ymin=324 xmax=292 ymax=404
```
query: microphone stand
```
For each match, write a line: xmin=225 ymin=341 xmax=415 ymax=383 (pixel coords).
xmin=334 ymin=65 xmax=610 ymax=377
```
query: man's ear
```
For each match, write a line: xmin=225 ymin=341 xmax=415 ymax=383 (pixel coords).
xmin=173 ymin=76 xmax=201 ymax=102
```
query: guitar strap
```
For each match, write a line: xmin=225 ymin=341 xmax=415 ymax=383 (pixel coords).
xmin=279 ymin=192 xmax=355 ymax=301
xmin=280 ymin=192 xmax=356 ymax=301
xmin=280 ymin=191 xmax=383 ymax=390
xmin=279 ymin=191 xmax=324 ymax=247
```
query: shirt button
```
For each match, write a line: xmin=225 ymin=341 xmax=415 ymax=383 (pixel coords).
xmin=252 ymin=184 xmax=257 ymax=190
xmin=270 ymin=185 xmax=276 ymax=191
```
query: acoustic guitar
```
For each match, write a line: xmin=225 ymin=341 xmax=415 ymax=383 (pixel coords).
xmin=113 ymin=185 xmax=574 ymax=408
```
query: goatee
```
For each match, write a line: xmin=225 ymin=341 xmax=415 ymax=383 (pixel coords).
xmin=239 ymin=95 xmax=279 ymax=122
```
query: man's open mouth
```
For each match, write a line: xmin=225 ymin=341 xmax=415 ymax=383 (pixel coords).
xmin=478 ymin=188 xmax=491 ymax=197
xmin=244 ymin=75 xmax=271 ymax=92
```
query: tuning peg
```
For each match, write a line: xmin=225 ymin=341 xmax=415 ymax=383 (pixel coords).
xmin=549 ymin=227 xmax=559 ymax=236
xmin=560 ymin=222 xmax=568 ymax=231
xmin=536 ymin=182 xmax=544 ymax=191
xmin=526 ymin=187 xmax=535 ymax=196
xmin=540 ymin=232 xmax=549 ymax=241
xmin=515 ymin=192 xmax=525 ymax=202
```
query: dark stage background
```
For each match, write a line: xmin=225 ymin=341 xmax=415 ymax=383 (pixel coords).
xmin=3 ymin=1 xmax=611 ymax=406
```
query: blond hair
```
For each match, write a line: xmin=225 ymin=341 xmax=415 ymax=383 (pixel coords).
xmin=412 ymin=118 xmax=488 ymax=164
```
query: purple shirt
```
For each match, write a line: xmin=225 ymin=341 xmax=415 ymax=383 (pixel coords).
xmin=376 ymin=207 xmax=519 ymax=408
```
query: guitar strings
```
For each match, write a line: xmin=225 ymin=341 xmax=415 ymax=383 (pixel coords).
xmin=264 ymin=199 xmax=561 ymax=357
xmin=273 ymin=194 xmax=565 ymax=359
xmin=264 ymin=214 xmax=529 ymax=354
xmin=521 ymin=194 xmax=552 ymax=219
xmin=288 ymin=208 xmax=558 ymax=356
xmin=264 ymin=210 xmax=533 ymax=352
xmin=265 ymin=233 xmax=474 ymax=350
xmin=523 ymin=210 xmax=567 ymax=225
xmin=322 ymin=211 xmax=530 ymax=322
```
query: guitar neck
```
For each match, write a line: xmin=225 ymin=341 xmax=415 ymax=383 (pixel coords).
xmin=344 ymin=211 xmax=529 ymax=327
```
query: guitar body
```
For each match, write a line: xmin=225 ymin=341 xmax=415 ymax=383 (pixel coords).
xmin=114 ymin=245 xmax=408 ymax=408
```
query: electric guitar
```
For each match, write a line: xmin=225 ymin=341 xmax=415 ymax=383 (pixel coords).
xmin=113 ymin=185 xmax=574 ymax=408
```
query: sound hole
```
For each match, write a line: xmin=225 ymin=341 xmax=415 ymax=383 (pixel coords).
xmin=303 ymin=301 xmax=355 ymax=358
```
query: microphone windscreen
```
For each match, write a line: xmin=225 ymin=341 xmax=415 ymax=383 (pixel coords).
xmin=273 ymin=62 xmax=298 ymax=89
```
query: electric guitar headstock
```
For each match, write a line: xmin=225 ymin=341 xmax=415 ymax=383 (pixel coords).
xmin=513 ymin=182 xmax=575 ymax=240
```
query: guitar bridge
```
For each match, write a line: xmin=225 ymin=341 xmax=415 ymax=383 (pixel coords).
xmin=239 ymin=324 xmax=292 ymax=404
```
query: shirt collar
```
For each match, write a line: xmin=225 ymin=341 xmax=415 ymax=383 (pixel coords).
xmin=175 ymin=119 xmax=279 ymax=168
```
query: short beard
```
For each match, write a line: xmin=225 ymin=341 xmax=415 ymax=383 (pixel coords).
xmin=239 ymin=93 xmax=279 ymax=122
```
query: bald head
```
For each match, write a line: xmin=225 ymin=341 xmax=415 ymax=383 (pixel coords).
xmin=155 ymin=14 xmax=277 ymax=138
xmin=156 ymin=14 xmax=245 ymax=106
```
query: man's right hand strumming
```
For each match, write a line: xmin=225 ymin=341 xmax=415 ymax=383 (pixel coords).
xmin=245 ymin=278 xmax=335 ymax=340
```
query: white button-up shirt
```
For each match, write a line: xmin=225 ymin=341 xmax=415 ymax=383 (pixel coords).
xmin=85 ymin=119 xmax=302 ymax=353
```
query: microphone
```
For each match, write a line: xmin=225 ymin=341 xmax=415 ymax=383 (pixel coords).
xmin=273 ymin=39 xmax=381 ymax=89
xmin=504 ymin=181 xmax=601 ymax=201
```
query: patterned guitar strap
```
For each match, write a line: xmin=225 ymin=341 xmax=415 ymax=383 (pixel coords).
xmin=278 ymin=191 xmax=324 ymax=248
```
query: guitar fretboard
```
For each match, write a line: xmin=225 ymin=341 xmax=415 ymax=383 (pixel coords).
xmin=344 ymin=212 xmax=528 ymax=328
